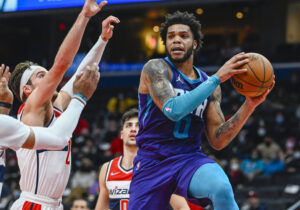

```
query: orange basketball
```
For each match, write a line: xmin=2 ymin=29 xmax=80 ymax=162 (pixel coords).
xmin=230 ymin=52 xmax=274 ymax=97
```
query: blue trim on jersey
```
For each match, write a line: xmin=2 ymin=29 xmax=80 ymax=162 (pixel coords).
xmin=0 ymin=165 xmax=5 ymax=182
xmin=35 ymin=152 xmax=39 ymax=194
xmin=37 ymin=145 xmax=69 ymax=154
xmin=142 ymin=95 xmax=153 ymax=126
xmin=165 ymin=57 xmax=202 ymax=84
xmin=30 ymin=203 xmax=34 ymax=210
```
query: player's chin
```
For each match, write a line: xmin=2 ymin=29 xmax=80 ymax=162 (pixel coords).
xmin=126 ymin=141 xmax=136 ymax=146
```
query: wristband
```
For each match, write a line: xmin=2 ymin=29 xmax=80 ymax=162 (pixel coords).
xmin=0 ymin=102 xmax=12 ymax=109
xmin=73 ymin=93 xmax=87 ymax=106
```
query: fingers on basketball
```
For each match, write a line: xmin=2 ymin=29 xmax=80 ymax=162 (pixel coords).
xmin=231 ymin=53 xmax=275 ymax=97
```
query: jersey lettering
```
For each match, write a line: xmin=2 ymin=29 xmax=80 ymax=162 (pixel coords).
xmin=120 ymin=199 xmax=129 ymax=210
xmin=65 ymin=140 xmax=71 ymax=165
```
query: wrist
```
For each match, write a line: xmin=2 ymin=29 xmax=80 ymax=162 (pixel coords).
xmin=100 ymin=35 xmax=109 ymax=42
xmin=80 ymin=11 xmax=91 ymax=19
xmin=73 ymin=93 xmax=87 ymax=106
xmin=0 ymin=101 xmax=12 ymax=109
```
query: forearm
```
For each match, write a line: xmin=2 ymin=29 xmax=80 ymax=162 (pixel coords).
xmin=61 ymin=36 xmax=107 ymax=96
xmin=52 ymin=13 xmax=90 ymax=73
xmin=163 ymin=75 xmax=220 ymax=121
xmin=213 ymin=101 xmax=255 ymax=150
xmin=31 ymin=97 xmax=85 ymax=150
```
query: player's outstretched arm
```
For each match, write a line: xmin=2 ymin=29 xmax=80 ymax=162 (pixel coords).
xmin=27 ymin=0 xmax=107 ymax=109
xmin=95 ymin=162 xmax=110 ymax=210
xmin=59 ymin=16 xmax=119 ymax=110
xmin=22 ymin=63 xmax=100 ymax=150
xmin=205 ymin=81 xmax=275 ymax=150
xmin=0 ymin=64 xmax=13 ymax=115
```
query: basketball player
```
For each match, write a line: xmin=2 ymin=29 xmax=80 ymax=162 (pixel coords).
xmin=95 ymin=108 xmax=190 ymax=210
xmin=8 ymin=1 xmax=116 ymax=209
xmin=128 ymin=11 xmax=274 ymax=210
xmin=0 ymin=63 xmax=100 ymax=197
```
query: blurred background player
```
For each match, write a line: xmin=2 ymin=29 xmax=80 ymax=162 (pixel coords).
xmin=128 ymin=11 xmax=274 ymax=210
xmin=95 ymin=108 xmax=190 ymax=210
xmin=70 ymin=199 xmax=90 ymax=210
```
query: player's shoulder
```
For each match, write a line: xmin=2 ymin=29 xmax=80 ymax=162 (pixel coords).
xmin=142 ymin=58 xmax=171 ymax=80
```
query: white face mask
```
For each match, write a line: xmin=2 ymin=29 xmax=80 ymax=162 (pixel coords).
xmin=231 ymin=163 xmax=239 ymax=171
xmin=294 ymin=152 xmax=300 ymax=159
xmin=257 ymin=127 xmax=266 ymax=137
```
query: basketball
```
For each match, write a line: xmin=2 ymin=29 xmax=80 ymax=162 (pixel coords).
xmin=230 ymin=52 xmax=274 ymax=97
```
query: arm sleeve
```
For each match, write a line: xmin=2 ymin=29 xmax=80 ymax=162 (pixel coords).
xmin=162 ymin=75 xmax=221 ymax=121
xmin=31 ymin=98 xmax=85 ymax=150
xmin=60 ymin=36 xmax=107 ymax=97
xmin=0 ymin=115 xmax=30 ymax=150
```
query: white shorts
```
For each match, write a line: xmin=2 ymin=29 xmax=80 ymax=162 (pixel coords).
xmin=10 ymin=191 xmax=63 ymax=210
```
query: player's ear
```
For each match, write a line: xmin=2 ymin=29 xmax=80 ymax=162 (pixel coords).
xmin=23 ymin=85 xmax=33 ymax=97
xmin=193 ymin=40 xmax=197 ymax=50
xmin=120 ymin=130 xmax=124 ymax=140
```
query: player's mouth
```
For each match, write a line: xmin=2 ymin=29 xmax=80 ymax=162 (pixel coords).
xmin=171 ymin=46 xmax=185 ymax=55
xmin=129 ymin=134 xmax=136 ymax=139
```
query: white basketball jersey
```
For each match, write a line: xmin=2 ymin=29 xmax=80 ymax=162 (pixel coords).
xmin=0 ymin=148 xmax=6 ymax=198
xmin=106 ymin=156 xmax=132 ymax=210
xmin=17 ymin=105 xmax=71 ymax=199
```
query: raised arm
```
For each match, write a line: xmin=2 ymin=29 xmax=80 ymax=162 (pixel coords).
xmin=58 ymin=15 xmax=120 ymax=110
xmin=26 ymin=0 xmax=107 ymax=108
xmin=95 ymin=162 xmax=110 ymax=210
xmin=205 ymin=81 xmax=275 ymax=150
xmin=0 ymin=64 xmax=13 ymax=115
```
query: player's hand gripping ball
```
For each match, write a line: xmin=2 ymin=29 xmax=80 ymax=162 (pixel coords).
xmin=231 ymin=52 xmax=274 ymax=97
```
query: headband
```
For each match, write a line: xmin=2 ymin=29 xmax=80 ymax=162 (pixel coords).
xmin=19 ymin=65 xmax=42 ymax=100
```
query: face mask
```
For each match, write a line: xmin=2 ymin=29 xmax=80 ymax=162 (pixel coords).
xmin=257 ymin=127 xmax=266 ymax=137
xmin=231 ymin=163 xmax=239 ymax=171
xmin=294 ymin=152 xmax=300 ymax=159
xmin=275 ymin=116 xmax=284 ymax=124
xmin=251 ymin=154 xmax=258 ymax=160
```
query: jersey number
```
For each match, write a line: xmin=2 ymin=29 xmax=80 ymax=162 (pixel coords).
xmin=120 ymin=199 xmax=129 ymax=210
xmin=173 ymin=116 xmax=191 ymax=139
xmin=65 ymin=140 xmax=71 ymax=165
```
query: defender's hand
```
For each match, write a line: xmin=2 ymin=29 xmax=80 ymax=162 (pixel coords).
xmin=81 ymin=0 xmax=107 ymax=18
xmin=101 ymin=16 xmax=120 ymax=41
xmin=73 ymin=63 xmax=100 ymax=100
xmin=0 ymin=64 xmax=13 ymax=104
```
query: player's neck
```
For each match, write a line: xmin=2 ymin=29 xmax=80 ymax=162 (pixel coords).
xmin=173 ymin=56 xmax=196 ymax=79
xmin=122 ymin=147 xmax=137 ymax=170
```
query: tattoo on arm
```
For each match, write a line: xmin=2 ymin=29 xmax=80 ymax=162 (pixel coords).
xmin=211 ymin=86 xmax=225 ymax=123
xmin=144 ymin=59 xmax=176 ymax=105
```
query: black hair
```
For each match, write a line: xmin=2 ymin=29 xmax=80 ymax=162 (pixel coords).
xmin=160 ymin=11 xmax=204 ymax=51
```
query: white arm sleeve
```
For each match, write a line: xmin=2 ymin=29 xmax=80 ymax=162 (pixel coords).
xmin=0 ymin=115 xmax=30 ymax=150
xmin=31 ymin=98 xmax=85 ymax=150
xmin=61 ymin=36 xmax=107 ymax=97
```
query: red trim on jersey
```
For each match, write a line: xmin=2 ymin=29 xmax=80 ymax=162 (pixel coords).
xmin=22 ymin=201 xmax=42 ymax=210
xmin=53 ymin=109 xmax=62 ymax=117
xmin=106 ymin=156 xmax=132 ymax=182
xmin=18 ymin=103 xmax=25 ymax=115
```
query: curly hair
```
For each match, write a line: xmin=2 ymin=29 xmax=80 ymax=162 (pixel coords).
xmin=160 ymin=11 xmax=204 ymax=51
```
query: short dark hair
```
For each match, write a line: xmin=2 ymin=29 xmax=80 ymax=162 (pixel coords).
xmin=121 ymin=108 xmax=139 ymax=127
xmin=9 ymin=61 xmax=38 ymax=102
xmin=160 ymin=11 xmax=204 ymax=51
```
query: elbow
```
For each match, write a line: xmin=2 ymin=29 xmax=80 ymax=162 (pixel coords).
xmin=165 ymin=113 xmax=183 ymax=122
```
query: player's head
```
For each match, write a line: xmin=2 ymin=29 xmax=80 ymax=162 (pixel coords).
xmin=160 ymin=11 xmax=204 ymax=63
xmin=71 ymin=199 xmax=90 ymax=210
xmin=9 ymin=61 xmax=49 ymax=102
xmin=120 ymin=108 xmax=139 ymax=146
